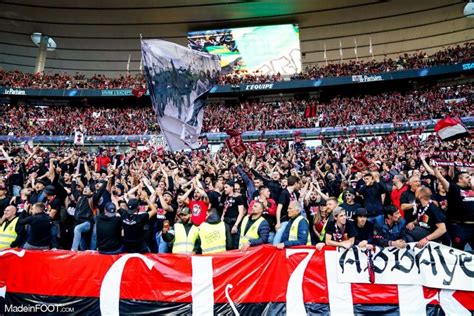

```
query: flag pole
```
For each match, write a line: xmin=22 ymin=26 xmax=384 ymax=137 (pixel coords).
xmin=323 ymin=42 xmax=328 ymax=66
xmin=339 ymin=40 xmax=343 ymax=63
xmin=369 ymin=36 xmax=374 ymax=60
xmin=126 ymin=54 xmax=131 ymax=75
xmin=139 ymin=34 xmax=143 ymax=73
xmin=354 ymin=38 xmax=358 ymax=62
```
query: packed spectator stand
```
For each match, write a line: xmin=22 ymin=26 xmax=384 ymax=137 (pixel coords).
xmin=203 ymin=84 xmax=473 ymax=132
xmin=0 ymin=83 xmax=471 ymax=136
xmin=0 ymin=103 xmax=159 ymax=137
xmin=0 ymin=132 xmax=472 ymax=254
xmin=1 ymin=43 xmax=472 ymax=89
xmin=0 ymin=43 xmax=472 ymax=256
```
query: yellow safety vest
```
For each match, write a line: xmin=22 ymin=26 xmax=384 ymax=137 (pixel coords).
xmin=289 ymin=216 xmax=311 ymax=246
xmin=319 ymin=221 xmax=328 ymax=242
xmin=199 ymin=222 xmax=226 ymax=254
xmin=173 ymin=223 xmax=199 ymax=255
xmin=239 ymin=215 xmax=265 ymax=248
xmin=0 ymin=217 xmax=19 ymax=250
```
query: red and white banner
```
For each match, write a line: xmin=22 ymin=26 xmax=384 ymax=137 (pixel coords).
xmin=0 ymin=245 xmax=473 ymax=315
xmin=434 ymin=116 xmax=470 ymax=141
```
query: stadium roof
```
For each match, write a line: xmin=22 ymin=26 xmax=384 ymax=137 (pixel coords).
xmin=0 ymin=0 xmax=472 ymax=76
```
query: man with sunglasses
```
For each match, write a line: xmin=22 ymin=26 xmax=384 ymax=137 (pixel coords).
xmin=340 ymin=189 xmax=361 ymax=220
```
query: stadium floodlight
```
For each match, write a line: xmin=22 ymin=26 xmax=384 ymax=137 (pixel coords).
xmin=30 ymin=33 xmax=57 ymax=51
xmin=464 ymin=0 xmax=474 ymax=18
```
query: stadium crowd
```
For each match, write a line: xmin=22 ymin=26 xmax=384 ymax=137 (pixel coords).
xmin=0 ymin=133 xmax=472 ymax=254
xmin=0 ymin=71 xmax=146 ymax=90
xmin=0 ymin=43 xmax=471 ymax=89
xmin=0 ymin=104 xmax=160 ymax=136
xmin=0 ymin=84 xmax=471 ymax=136
xmin=219 ymin=42 xmax=472 ymax=84
xmin=203 ymin=84 xmax=472 ymax=132
xmin=293 ymin=42 xmax=473 ymax=80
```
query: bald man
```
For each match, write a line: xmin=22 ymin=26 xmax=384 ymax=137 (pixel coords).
xmin=0 ymin=206 xmax=20 ymax=250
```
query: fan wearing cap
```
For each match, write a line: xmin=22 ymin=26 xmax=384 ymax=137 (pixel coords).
xmin=121 ymin=196 xmax=157 ymax=253
xmin=162 ymin=207 xmax=200 ymax=255
xmin=70 ymin=174 xmax=108 ymax=251
xmin=96 ymin=202 xmax=122 ymax=254
xmin=28 ymin=177 xmax=48 ymax=204
xmin=42 ymin=185 xmax=63 ymax=249
xmin=340 ymin=189 xmax=361 ymax=220
xmin=43 ymin=185 xmax=62 ymax=220
xmin=316 ymin=207 xmax=356 ymax=250
xmin=353 ymin=208 xmax=374 ymax=250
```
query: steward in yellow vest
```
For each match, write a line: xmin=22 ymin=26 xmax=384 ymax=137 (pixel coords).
xmin=238 ymin=201 xmax=270 ymax=251
xmin=0 ymin=206 xmax=20 ymax=250
xmin=276 ymin=201 xmax=311 ymax=249
xmin=196 ymin=209 xmax=232 ymax=254
xmin=169 ymin=208 xmax=199 ymax=255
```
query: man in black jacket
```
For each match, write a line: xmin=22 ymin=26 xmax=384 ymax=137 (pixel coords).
xmin=96 ymin=202 xmax=122 ymax=254
xmin=250 ymin=168 xmax=282 ymax=202
xmin=70 ymin=177 xmax=107 ymax=251
xmin=121 ymin=197 xmax=158 ymax=253
xmin=18 ymin=202 xmax=52 ymax=250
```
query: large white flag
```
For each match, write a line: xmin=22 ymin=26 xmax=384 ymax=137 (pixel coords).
xmin=141 ymin=39 xmax=220 ymax=151
xmin=74 ymin=130 xmax=84 ymax=145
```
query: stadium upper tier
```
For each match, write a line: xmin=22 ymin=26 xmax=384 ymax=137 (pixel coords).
xmin=0 ymin=43 xmax=472 ymax=89
xmin=0 ymin=84 xmax=471 ymax=137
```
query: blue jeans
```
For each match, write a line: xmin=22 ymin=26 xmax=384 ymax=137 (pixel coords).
xmin=272 ymin=221 xmax=289 ymax=245
xmin=12 ymin=185 xmax=21 ymax=197
xmin=71 ymin=222 xmax=91 ymax=251
xmin=50 ymin=223 xmax=59 ymax=249
xmin=268 ymin=231 xmax=275 ymax=244
xmin=90 ymin=220 xmax=97 ymax=251
xmin=156 ymin=232 xmax=169 ymax=253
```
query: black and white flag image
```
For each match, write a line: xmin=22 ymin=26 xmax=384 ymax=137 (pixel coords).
xmin=141 ymin=39 xmax=220 ymax=151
